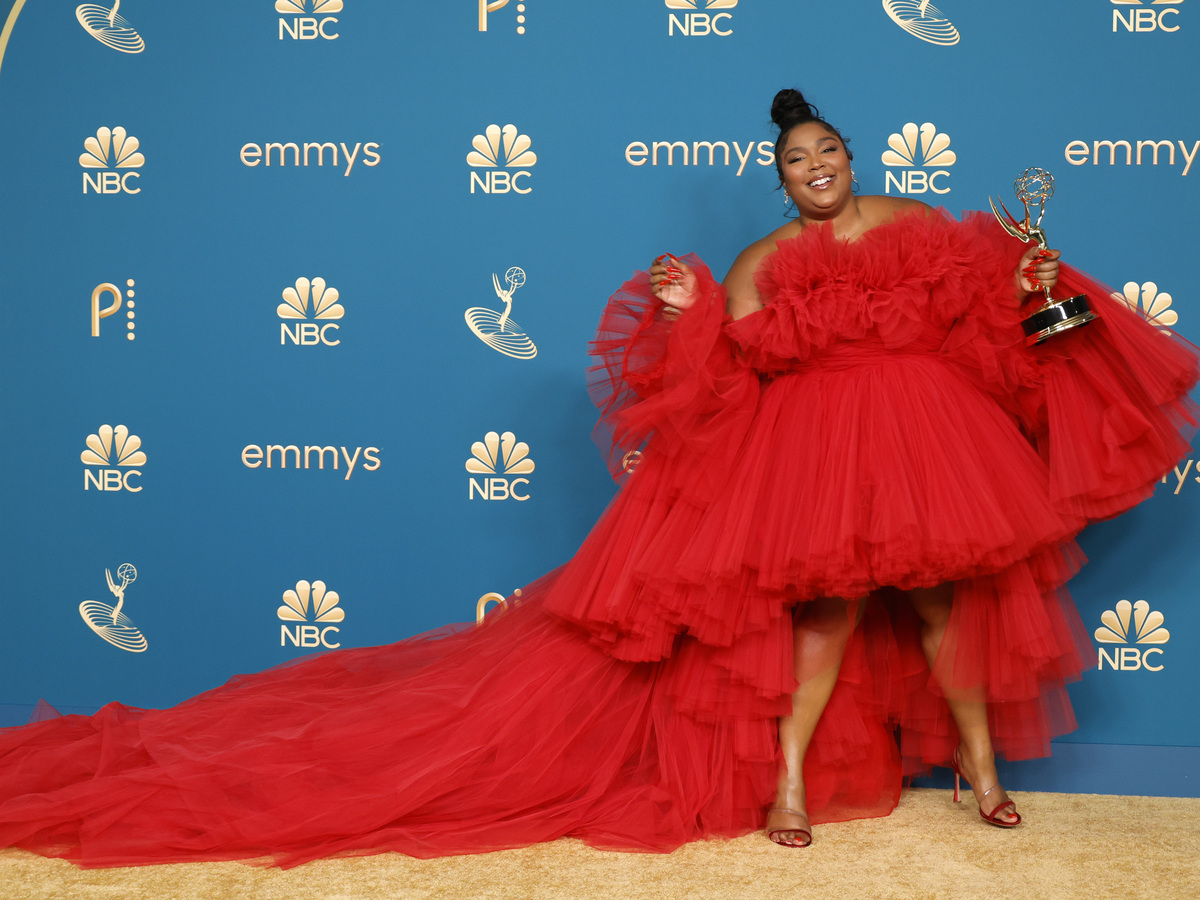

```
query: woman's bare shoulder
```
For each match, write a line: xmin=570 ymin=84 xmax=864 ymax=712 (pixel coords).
xmin=724 ymin=221 xmax=800 ymax=318
xmin=726 ymin=220 xmax=800 ymax=284
xmin=858 ymin=194 xmax=937 ymax=223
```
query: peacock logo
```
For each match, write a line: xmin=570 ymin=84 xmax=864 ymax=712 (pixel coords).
xmin=466 ymin=431 xmax=534 ymax=501
xmin=276 ymin=0 xmax=343 ymax=10
xmin=82 ymin=425 xmax=146 ymax=492
xmin=278 ymin=277 xmax=344 ymax=346
xmin=278 ymin=580 xmax=344 ymax=649
xmin=76 ymin=2 xmax=144 ymax=53
xmin=666 ymin=0 xmax=736 ymax=36
xmin=882 ymin=123 xmax=955 ymax=196
xmin=1111 ymin=1 xmax=1186 ymax=35
xmin=80 ymin=127 xmax=144 ymax=194
xmin=882 ymin=1 xmax=960 ymax=46
xmin=1095 ymin=599 xmax=1169 ymax=672
xmin=468 ymin=125 xmax=536 ymax=194
xmin=465 ymin=267 xmax=536 ymax=359
xmin=79 ymin=563 xmax=147 ymax=652
xmin=276 ymin=0 xmax=342 ymax=41
xmin=1115 ymin=281 xmax=1178 ymax=331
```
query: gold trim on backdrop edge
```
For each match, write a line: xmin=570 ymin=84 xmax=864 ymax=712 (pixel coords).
xmin=0 ymin=0 xmax=29 ymax=88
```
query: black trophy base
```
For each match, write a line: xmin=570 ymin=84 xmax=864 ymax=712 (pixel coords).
xmin=1022 ymin=293 xmax=1097 ymax=346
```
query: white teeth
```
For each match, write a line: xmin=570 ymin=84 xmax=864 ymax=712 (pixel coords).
xmin=809 ymin=176 xmax=832 ymax=187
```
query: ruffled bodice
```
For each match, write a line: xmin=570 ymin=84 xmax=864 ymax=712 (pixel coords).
xmin=727 ymin=211 xmax=1036 ymax=396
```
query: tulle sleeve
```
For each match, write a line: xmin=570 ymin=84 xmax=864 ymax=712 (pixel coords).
xmin=587 ymin=255 xmax=761 ymax=493
xmin=945 ymin=212 xmax=1199 ymax=523
xmin=1021 ymin=267 xmax=1199 ymax=521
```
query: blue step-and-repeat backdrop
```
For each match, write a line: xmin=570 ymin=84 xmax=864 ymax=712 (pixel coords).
xmin=0 ymin=1 xmax=1197 ymax=794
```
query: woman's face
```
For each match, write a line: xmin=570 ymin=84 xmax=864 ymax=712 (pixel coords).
xmin=778 ymin=121 xmax=853 ymax=219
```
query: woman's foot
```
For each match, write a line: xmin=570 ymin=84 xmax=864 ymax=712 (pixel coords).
xmin=951 ymin=745 xmax=1021 ymax=827
xmin=765 ymin=807 xmax=812 ymax=847
xmin=767 ymin=774 xmax=812 ymax=847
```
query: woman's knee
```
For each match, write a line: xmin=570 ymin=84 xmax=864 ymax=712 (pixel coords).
xmin=908 ymin=583 xmax=955 ymax=627
xmin=793 ymin=596 xmax=857 ymax=638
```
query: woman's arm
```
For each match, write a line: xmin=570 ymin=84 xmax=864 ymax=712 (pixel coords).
xmin=723 ymin=241 xmax=771 ymax=320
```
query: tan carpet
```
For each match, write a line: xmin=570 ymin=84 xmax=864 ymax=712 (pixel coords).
xmin=2 ymin=789 xmax=1197 ymax=900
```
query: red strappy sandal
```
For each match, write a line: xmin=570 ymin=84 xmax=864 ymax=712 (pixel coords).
xmin=951 ymin=748 xmax=1022 ymax=828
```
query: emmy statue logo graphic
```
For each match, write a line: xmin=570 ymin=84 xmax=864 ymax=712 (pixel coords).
xmin=76 ymin=1 xmax=145 ymax=53
xmin=882 ymin=0 xmax=960 ymax=46
xmin=91 ymin=279 xmax=137 ymax=340
xmin=79 ymin=563 xmax=148 ymax=652
xmin=465 ymin=267 xmax=537 ymax=359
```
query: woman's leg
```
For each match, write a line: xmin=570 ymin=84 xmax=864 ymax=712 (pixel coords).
xmin=769 ymin=596 xmax=861 ymax=845
xmin=907 ymin=583 xmax=1019 ymax=824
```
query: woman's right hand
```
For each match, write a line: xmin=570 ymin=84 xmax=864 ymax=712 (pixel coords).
xmin=650 ymin=255 xmax=698 ymax=315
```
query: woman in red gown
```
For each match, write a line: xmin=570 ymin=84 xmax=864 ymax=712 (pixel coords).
xmin=0 ymin=89 xmax=1195 ymax=867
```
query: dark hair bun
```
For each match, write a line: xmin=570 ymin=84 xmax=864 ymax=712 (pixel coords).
xmin=771 ymin=88 xmax=817 ymax=130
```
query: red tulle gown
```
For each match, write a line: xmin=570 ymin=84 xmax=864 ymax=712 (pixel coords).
xmin=1 ymin=210 xmax=1196 ymax=868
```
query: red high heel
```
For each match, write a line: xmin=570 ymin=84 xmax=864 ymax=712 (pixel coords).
xmin=951 ymin=748 xmax=1022 ymax=828
xmin=765 ymin=807 xmax=812 ymax=847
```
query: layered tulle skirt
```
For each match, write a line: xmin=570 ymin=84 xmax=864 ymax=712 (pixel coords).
xmin=1 ymin=215 xmax=1196 ymax=866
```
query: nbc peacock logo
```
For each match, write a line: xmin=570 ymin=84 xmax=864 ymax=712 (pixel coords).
xmin=1115 ymin=281 xmax=1178 ymax=331
xmin=278 ymin=579 xmax=344 ymax=649
xmin=466 ymin=431 xmax=534 ymax=501
xmin=80 ymin=126 xmax=144 ymax=195
xmin=883 ymin=1 xmax=959 ymax=46
xmin=1111 ymin=1 xmax=1186 ymax=34
xmin=277 ymin=0 xmax=342 ymax=41
xmin=82 ymin=424 xmax=145 ymax=492
xmin=1095 ymin=599 xmax=1169 ymax=672
xmin=468 ymin=124 xmax=536 ymax=194
xmin=666 ymin=0 xmax=736 ymax=37
xmin=278 ymin=277 xmax=344 ymax=346
xmin=79 ymin=563 xmax=147 ymax=652
xmin=465 ymin=266 xmax=536 ymax=359
xmin=76 ymin=2 xmax=145 ymax=53
xmin=881 ymin=122 xmax=955 ymax=195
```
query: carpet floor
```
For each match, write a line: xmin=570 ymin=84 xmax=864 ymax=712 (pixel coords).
xmin=1 ymin=789 xmax=1196 ymax=900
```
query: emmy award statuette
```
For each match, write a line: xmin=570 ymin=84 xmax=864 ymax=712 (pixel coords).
xmin=990 ymin=167 xmax=1098 ymax=346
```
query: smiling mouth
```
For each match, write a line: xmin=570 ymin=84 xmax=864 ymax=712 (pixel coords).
xmin=808 ymin=175 xmax=834 ymax=189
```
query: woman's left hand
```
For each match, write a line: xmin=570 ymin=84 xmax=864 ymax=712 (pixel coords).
xmin=1017 ymin=246 xmax=1060 ymax=295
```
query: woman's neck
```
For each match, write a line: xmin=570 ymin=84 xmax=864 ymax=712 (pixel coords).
xmin=798 ymin=197 xmax=866 ymax=242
